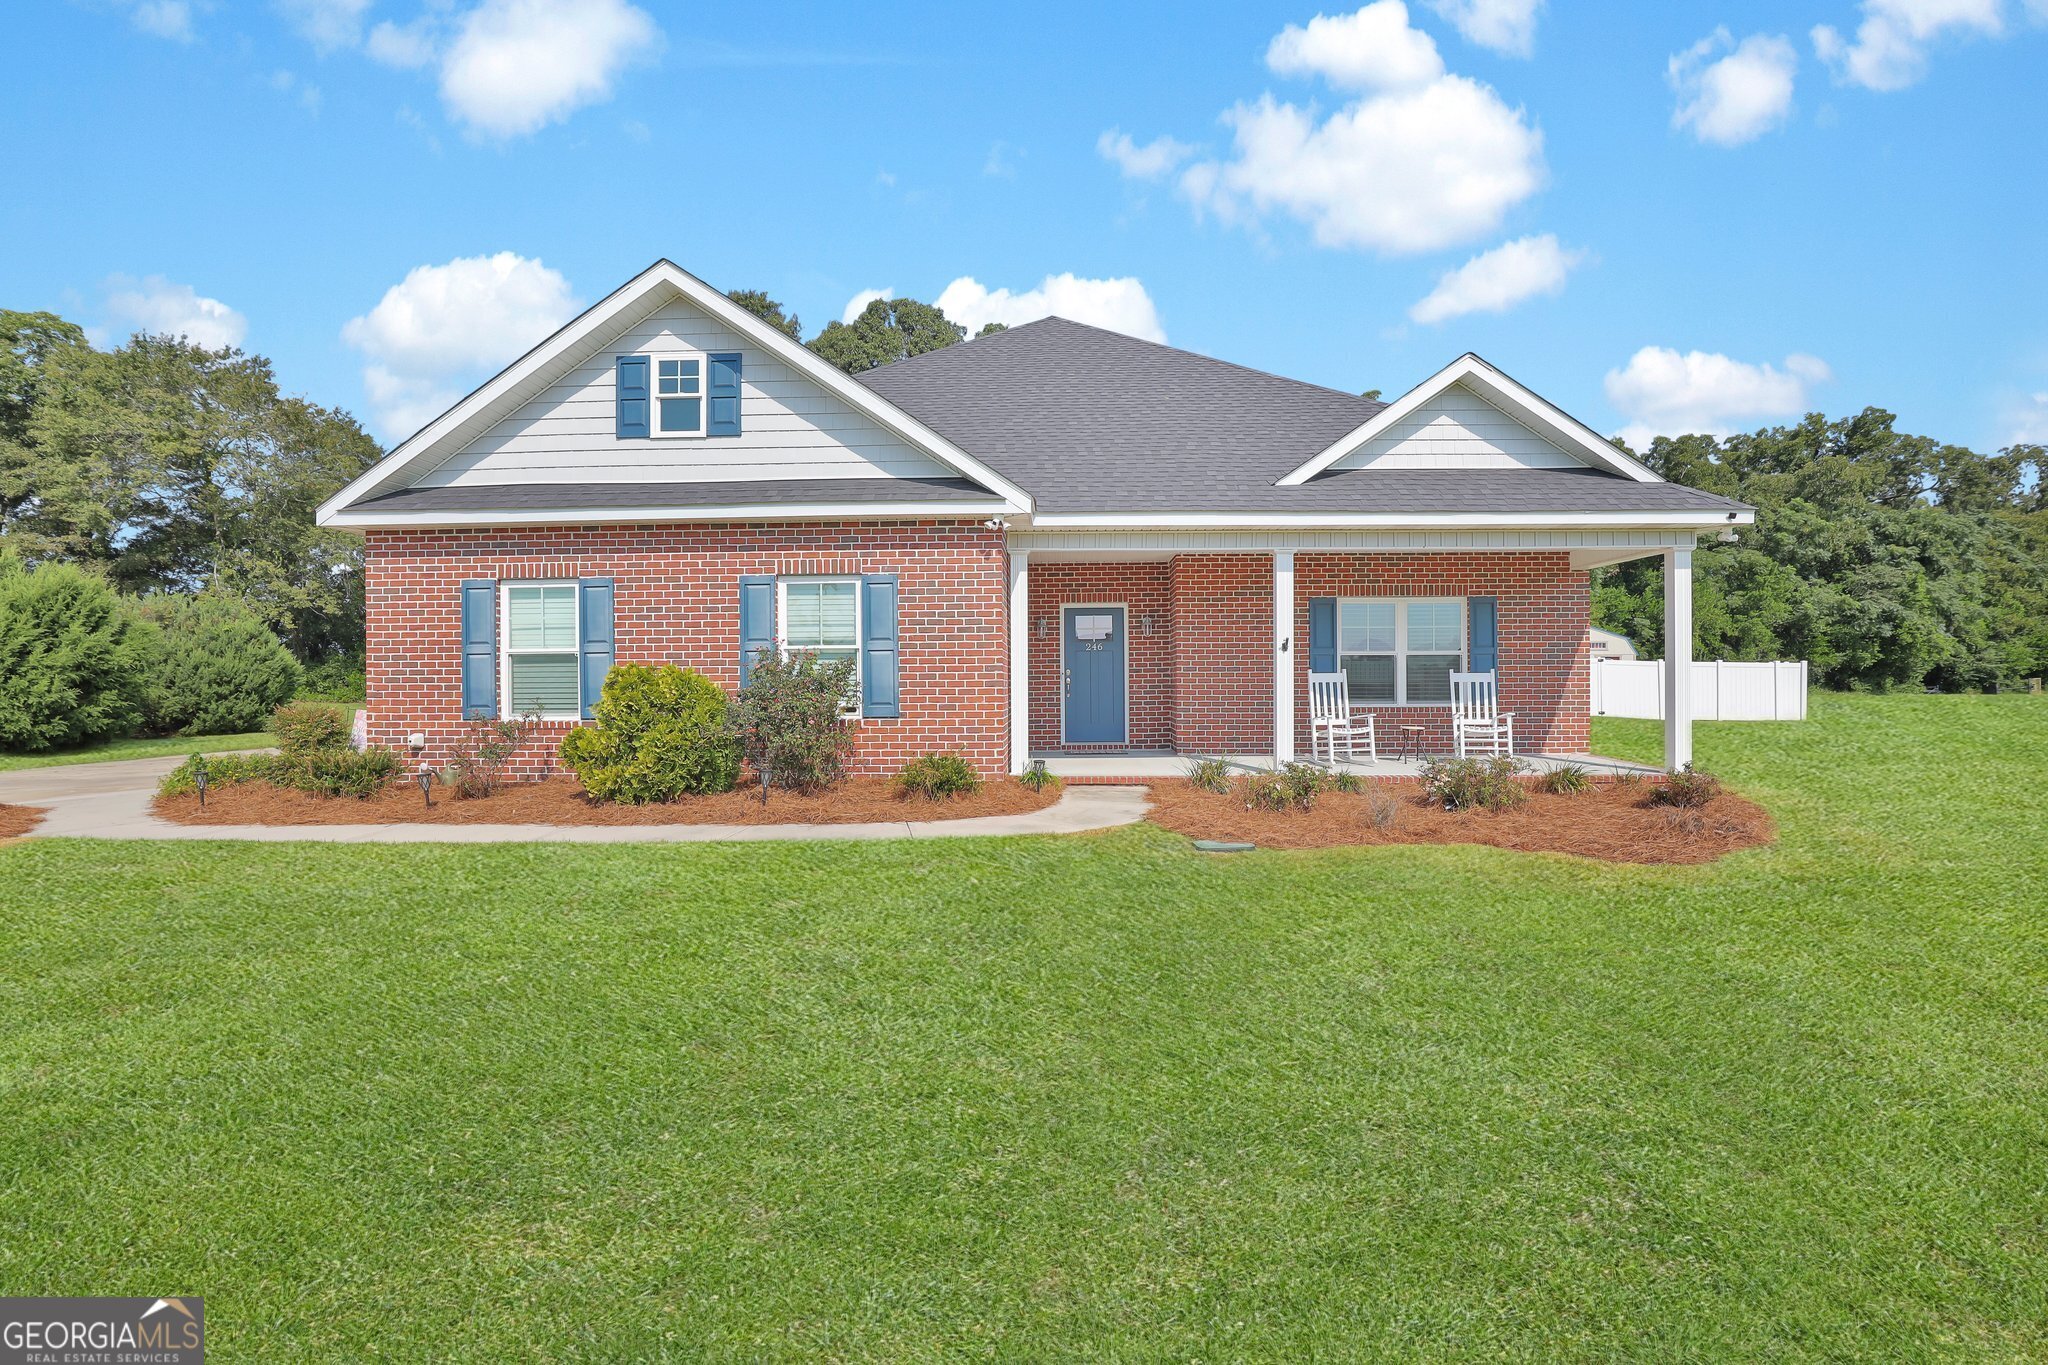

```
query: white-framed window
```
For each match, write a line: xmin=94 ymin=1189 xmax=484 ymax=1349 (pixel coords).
xmin=777 ymin=577 xmax=862 ymax=715
xmin=1338 ymin=597 xmax=1466 ymax=705
xmin=502 ymin=581 xmax=580 ymax=718
xmin=652 ymin=354 xmax=706 ymax=438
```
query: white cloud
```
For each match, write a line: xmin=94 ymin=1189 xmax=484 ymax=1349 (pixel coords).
xmin=366 ymin=17 xmax=439 ymax=68
xmin=840 ymin=288 xmax=893 ymax=324
xmin=2006 ymin=391 xmax=2048 ymax=446
xmin=1669 ymin=29 xmax=1798 ymax=146
xmin=341 ymin=252 xmax=580 ymax=439
xmin=1422 ymin=0 xmax=1544 ymax=56
xmin=100 ymin=275 xmax=248 ymax=349
xmin=273 ymin=0 xmax=371 ymax=51
xmin=1097 ymin=129 xmax=1196 ymax=180
xmin=1812 ymin=0 xmax=2003 ymax=90
xmin=129 ymin=0 xmax=195 ymax=40
xmin=1180 ymin=76 xmax=1544 ymax=254
xmin=1605 ymin=346 xmax=1831 ymax=447
xmin=934 ymin=274 xmax=1166 ymax=342
xmin=439 ymin=0 xmax=660 ymax=138
xmin=1408 ymin=234 xmax=1584 ymax=324
xmin=1266 ymin=2 xmax=1444 ymax=90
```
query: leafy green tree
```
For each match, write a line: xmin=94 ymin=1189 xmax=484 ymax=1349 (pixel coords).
xmin=727 ymin=289 xmax=801 ymax=342
xmin=136 ymin=592 xmax=303 ymax=736
xmin=808 ymin=297 xmax=965 ymax=374
xmin=0 ymin=553 xmax=159 ymax=751
xmin=0 ymin=319 xmax=380 ymax=665
xmin=1597 ymin=407 xmax=2048 ymax=692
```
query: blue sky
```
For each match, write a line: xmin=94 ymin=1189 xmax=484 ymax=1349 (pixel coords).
xmin=8 ymin=0 xmax=2047 ymax=453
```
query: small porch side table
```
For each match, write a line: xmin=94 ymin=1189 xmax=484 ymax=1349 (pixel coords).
xmin=1394 ymin=724 xmax=1428 ymax=764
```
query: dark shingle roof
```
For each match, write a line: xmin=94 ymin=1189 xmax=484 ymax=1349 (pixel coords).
xmin=346 ymin=475 xmax=999 ymax=516
xmin=862 ymin=317 xmax=1749 ymax=518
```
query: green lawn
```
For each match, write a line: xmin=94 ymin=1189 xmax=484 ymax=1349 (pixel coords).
xmin=1 ymin=693 xmax=2043 ymax=1359
xmin=0 ymin=707 xmax=356 ymax=773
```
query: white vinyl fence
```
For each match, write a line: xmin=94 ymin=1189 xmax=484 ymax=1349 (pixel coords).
xmin=1591 ymin=659 xmax=1809 ymax=721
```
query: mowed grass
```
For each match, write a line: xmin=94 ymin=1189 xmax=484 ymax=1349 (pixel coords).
xmin=1 ymin=693 xmax=2044 ymax=1359
xmin=0 ymin=706 xmax=356 ymax=773
xmin=0 ymin=729 xmax=275 ymax=772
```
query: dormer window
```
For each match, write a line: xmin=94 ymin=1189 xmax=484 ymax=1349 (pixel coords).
xmin=654 ymin=356 xmax=704 ymax=437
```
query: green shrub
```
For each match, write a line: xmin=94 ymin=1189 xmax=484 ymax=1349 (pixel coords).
xmin=1276 ymin=761 xmax=1330 ymax=810
xmin=136 ymin=592 xmax=302 ymax=737
xmin=895 ymin=753 xmax=981 ymax=800
xmin=1540 ymin=763 xmax=1593 ymax=796
xmin=1332 ymin=771 xmax=1365 ymax=794
xmin=558 ymin=664 xmax=740 ymax=803
xmin=1018 ymin=765 xmax=1062 ymax=795
xmin=299 ymin=746 xmax=400 ymax=798
xmin=158 ymin=751 xmax=294 ymax=796
xmin=0 ymin=554 xmax=157 ymax=752
xmin=1239 ymin=772 xmax=1289 ymax=812
xmin=731 ymin=652 xmax=855 ymax=792
xmin=1420 ymin=756 xmax=1528 ymax=813
xmin=1650 ymin=764 xmax=1722 ymax=809
xmin=271 ymin=702 xmax=352 ymax=759
xmin=1186 ymin=756 xmax=1233 ymax=793
xmin=298 ymin=657 xmax=366 ymax=702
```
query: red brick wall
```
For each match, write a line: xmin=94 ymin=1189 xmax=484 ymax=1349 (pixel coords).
xmin=1170 ymin=554 xmax=1274 ymax=754
xmin=1292 ymin=552 xmax=1590 ymax=754
xmin=1026 ymin=561 xmax=1173 ymax=751
xmin=362 ymin=520 xmax=1008 ymax=779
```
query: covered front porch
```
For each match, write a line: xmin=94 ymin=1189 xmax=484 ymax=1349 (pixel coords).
xmin=1005 ymin=528 xmax=1702 ymax=777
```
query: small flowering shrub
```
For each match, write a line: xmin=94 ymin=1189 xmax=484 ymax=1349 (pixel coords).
xmin=1650 ymin=764 xmax=1722 ymax=809
xmin=895 ymin=753 xmax=982 ymax=800
xmin=1420 ymin=756 xmax=1528 ymax=813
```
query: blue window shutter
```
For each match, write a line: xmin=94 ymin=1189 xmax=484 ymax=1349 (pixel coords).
xmin=1469 ymin=596 xmax=1499 ymax=674
xmin=707 ymin=352 xmax=742 ymax=437
xmin=577 ymin=578 xmax=615 ymax=721
xmin=1308 ymin=596 xmax=1337 ymax=673
xmin=739 ymin=575 xmax=775 ymax=687
xmin=460 ymin=579 xmax=498 ymax=719
xmin=861 ymin=574 xmax=900 ymax=719
xmin=615 ymin=355 xmax=649 ymax=439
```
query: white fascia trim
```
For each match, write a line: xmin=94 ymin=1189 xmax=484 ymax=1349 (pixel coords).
xmin=325 ymin=500 xmax=1015 ymax=530
xmin=317 ymin=259 xmax=1033 ymax=527
xmin=1277 ymin=353 xmax=1661 ymax=487
xmin=1027 ymin=509 xmax=1754 ymax=530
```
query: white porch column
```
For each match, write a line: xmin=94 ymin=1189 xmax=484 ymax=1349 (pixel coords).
xmin=1273 ymin=550 xmax=1295 ymax=766
xmin=1663 ymin=545 xmax=1694 ymax=770
xmin=1008 ymin=547 xmax=1031 ymax=775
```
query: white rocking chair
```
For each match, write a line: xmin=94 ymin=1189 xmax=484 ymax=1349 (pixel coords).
xmin=1309 ymin=671 xmax=1377 ymax=764
xmin=1451 ymin=671 xmax=1515 ymax=757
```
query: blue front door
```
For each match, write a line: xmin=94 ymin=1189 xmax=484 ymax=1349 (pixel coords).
xmin=1062 ymin=606 xmax=1127 ymax=744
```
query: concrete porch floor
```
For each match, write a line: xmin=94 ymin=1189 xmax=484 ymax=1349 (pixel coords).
xmin=1033 ymin=749 xmax=1662 ymax=780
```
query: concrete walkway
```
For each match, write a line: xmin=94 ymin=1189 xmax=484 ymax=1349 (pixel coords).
xmin=0 ymin=755 xmax=1151 ymax=844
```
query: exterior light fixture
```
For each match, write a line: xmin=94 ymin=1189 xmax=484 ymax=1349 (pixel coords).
xmin=418 ymin=769 xmax=434 ymax=808
xmin=194 ymin=766 xmax=208 ymax=809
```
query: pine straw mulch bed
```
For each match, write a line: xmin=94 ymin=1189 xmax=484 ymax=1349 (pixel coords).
xmin=152 ymin=776 xmax=1061 ymax=827
xmin=1144 ymin=777 xmax=1774 ymax=864
xmin=0 ymin=803 xmax=45 ymax=840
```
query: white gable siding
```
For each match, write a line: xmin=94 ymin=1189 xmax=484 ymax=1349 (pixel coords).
xmin=1332 ymin=381 xmax=1585 ymax=471
xmin=416 ymin=298 xmax=951 ymax=488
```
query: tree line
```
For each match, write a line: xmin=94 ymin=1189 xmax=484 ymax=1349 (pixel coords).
xmin=1597 ymin=412 xmax=2047 ymax=691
